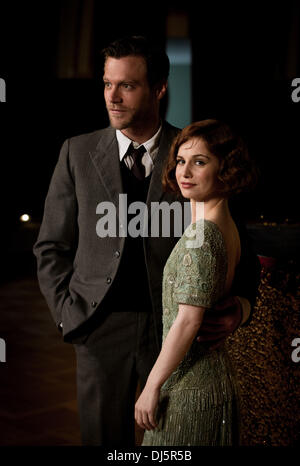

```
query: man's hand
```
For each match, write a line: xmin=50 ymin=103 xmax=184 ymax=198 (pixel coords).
xmin=196 ymin=296 xmax=242 ymax=350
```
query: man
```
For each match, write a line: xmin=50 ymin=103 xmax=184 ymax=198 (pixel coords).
xmin=33 ymin=35 xmax=260 ymax=446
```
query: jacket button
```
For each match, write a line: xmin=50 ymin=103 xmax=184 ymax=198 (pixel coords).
xmin=91 ymin=301 xmax=97 ymax=308
xmin=106 ymin=277 xmax=112 ymax=284
xmin=114 ymin=250 xmax=120 ymax=258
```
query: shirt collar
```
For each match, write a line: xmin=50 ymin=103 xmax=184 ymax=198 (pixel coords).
xmin=116 ymin=124 xmax=162 ymax=162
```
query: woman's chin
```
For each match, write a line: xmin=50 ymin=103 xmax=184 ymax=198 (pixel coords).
xmin=179 ymin=188 xmax=193 ymax=199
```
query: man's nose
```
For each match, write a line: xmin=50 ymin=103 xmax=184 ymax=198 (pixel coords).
xmin=109 ymin=86 xmax=122 ymax=103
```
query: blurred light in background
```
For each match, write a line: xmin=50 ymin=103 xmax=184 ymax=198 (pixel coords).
xmin=20 ymin=214 xmax=31 ymax=223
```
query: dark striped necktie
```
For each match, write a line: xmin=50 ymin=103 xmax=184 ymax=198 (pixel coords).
xmin=127 ymin=143 xmax=146 ymax=180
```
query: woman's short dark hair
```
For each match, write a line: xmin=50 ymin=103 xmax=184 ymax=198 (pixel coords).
xmin=162 ymin=119 xmax=258 ymax=197
xmin=101 ymin=35 xmax=170 ymax=88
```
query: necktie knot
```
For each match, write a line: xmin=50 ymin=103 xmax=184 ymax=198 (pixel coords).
xmin=127 ymin=143 xmax=146 ymax=180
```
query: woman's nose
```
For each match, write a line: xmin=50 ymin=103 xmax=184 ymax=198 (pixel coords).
xmin=182 ymin=163 xmax=192 ymax=178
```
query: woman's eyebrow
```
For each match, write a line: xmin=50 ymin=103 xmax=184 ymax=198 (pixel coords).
xmin=192 ymin=153 xmax=210 ymax=158
xmin=176 ymin=153 xmax=210 ymax=158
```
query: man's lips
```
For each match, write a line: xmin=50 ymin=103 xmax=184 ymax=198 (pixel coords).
xmin=109 ymin=108 xmax=126 ymax=114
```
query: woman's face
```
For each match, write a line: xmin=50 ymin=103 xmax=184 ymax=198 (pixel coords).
xmin=175 ymin=137 xmax=221 ymax=202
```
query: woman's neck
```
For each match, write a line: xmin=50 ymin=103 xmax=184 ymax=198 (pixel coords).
xmin=190 ymin=197 xmax=230 ymax=224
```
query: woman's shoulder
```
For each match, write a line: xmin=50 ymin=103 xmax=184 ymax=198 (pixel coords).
xmin=174 ymin=220 xmax=228 ymax=304
xmin=182 ymin=219 xmax=225 ymax=255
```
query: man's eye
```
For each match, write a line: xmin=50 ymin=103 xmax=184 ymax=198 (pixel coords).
xmin=123 ymin=84 xmax=133 ymax=89
xmin=104 ymin=82 xmax=111 ymax=88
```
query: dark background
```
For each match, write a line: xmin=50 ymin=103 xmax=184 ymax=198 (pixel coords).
xmin=0 ymin=0 xmax=299 ymax=450
xmin=0 ymin=0 xmax=300 ymax=280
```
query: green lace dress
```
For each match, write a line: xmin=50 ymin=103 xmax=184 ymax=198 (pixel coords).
xmin=142 ymin=220 xmax=240 ymax=446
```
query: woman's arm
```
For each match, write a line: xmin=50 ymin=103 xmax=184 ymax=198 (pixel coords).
xmin=135 ymin=304 xmax=205 ymax=430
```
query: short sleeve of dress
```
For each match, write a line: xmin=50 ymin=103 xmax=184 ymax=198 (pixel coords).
xmin=173 ymin=220 xmax=228 ymax=309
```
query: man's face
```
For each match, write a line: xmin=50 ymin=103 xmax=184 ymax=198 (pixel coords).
xmin=103 ymin=55 xmax=158 ymax=131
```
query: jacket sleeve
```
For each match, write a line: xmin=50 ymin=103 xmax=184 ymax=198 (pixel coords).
xmin=33 ymin=139 xmax=78 ymax=328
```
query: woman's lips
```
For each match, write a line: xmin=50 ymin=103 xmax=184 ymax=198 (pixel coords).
xmin=181 ymin=182 xmax=196 ymax=188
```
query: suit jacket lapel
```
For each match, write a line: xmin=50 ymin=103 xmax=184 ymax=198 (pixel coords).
xmin=89 ymin=123 xmax=179 ymax=228
xmin=89 ymin=127 xmax=123 ymax=208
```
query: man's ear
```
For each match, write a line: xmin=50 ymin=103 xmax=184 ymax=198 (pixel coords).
xmin=156 ymin=81 xmax=168 ymax=100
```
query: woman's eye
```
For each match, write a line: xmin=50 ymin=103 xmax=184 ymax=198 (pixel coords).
xmin=195 ymin=160 xmax=205 ymax=166
xmin=176 ymin=159 xmax=184 ymax=165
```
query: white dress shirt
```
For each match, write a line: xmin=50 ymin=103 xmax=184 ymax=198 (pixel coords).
xmin=116 ymin=125 xmax=162 ymax=177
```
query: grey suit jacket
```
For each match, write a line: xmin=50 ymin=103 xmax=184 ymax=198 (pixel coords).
xmin=33 ymin=121 xmax=181 ymax=341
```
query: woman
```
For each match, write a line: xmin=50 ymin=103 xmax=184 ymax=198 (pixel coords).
xmin=135 ymin=119 xmax=257 ymax=446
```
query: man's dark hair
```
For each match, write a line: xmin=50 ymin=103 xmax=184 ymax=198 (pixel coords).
xmin=101 ymin=35 xmax=170 ymax=88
